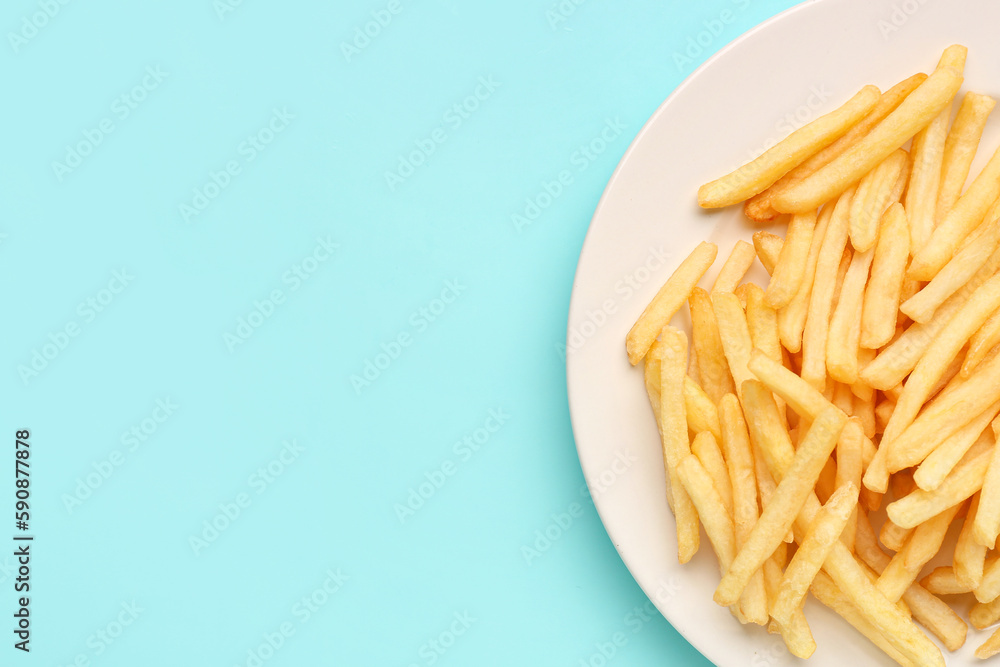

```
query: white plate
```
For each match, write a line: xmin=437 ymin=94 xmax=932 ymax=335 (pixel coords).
xmin=566 ymin=1 xmax=1000 ymax=664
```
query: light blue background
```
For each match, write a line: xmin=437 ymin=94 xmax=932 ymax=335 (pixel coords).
xmin=1 ymin=0 xmax=800 ymax=664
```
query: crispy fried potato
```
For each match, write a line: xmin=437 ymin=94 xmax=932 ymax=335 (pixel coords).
xmin=937 ymin=92 xmax=996 ymax=219
xmin=849 ymin=149 xmax=908 ymax=252
xmin=699 ymin=86 xmax=880 ymax=208
xmin=909 ymin=142 xmax=1000 ymax=281
xmin=773 ymin=66 xmax=963 ymax=214
xmin=752 ymin=231 xmax=783 ymax=275
xmin=801 ymin=187 xmax=855 ymax=391
xmin=627 ymin=242 xmax=718 ymax=365
xmin=712 ymin=240 xmax=757 ymax=293
xmin=900 ymin=220 xmax=1000 ymax=323
xmin=744 ymin=73 xmax=927 ymax=223
xmin=654 ymin=327 xmax=700 ymax=562
xmin=714 ymin=409 xmax=846 ymax=607
xmin=689 ymin=287 xmax=735 ymax=403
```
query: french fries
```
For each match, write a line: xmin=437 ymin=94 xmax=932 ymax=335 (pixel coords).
xmin=626 ymin=242 xmax=717 ymax=365
xmin=937 ymin=92 xmax=996 ymax=219
xmin=698 ymin=86 xmax=880 ymax=208
xmin=628 ymin=45 xmax=1000 ymax=667
xmin=772 ymin=65 xmax=963 ymax=214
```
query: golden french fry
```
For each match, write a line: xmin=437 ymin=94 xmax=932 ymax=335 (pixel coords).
xmin=955 ymin=494 xmax=988 ymax=590
xmin=881 ymin=519 xmax=914 ymax=553
xmin=886 ymin=443 xmax=992 ymax=529
xmin=855 ymin=509 xmax=968 ymax=653
xmin=875 ymin=398 xmax=894 ymax=432
xmin=745 ymin=284 xmax=780 ymax=362
xmin=937 ymin=92 xmax=996 ymax=219
xmin=777 ymin=204 xmax=835 ymax=353
xmin=699 ymin=86 xmax=880 ymax=208
xmin=751 ymin=231 xmax=783 ymax=275
xmin=905 ymin=46 xmax=963 ymax=253
xmin=654 ymin=327 xmax=700 ymax=562
xmin=819 ymin=540 xmax=945 ymax=666
xmin=772 ymin=482 xmax=858 ymax=632
xmin=711 ymin=292 xmax=755 ymax=403
xmin=977 ymin=628 xmax=1000 ymax=659
xmin=744 ymin=284 xmax=788 ymax=425
xmin=714 ymin=408 xmax=846 ymax=607
xmin=881 ymin=271 xmax=1000 ymax=467
xmin=773 ymin=65 xmax=963 ymax=214
xmin=900 ymin=221 xmax=1000 ymax=323
xmin=676 ymin=455 xmax=734 ymax=573
xmin=876 ymin=503 xmax=963 ymax=602
xmin=741 ymin=380 xmax=795 ymax=478
xmin=762 ymin=548 xmax=784 ymax=636
xmin=712 ymin=240 xmax=757 ymax=293
xmin=688 ymin=287 xmax=735 ymax=403
xmin=964 ymin=306 xmax=1000 ymax=377
xmin=861 ymin=245 xmax=1000 ymax=388
xmin=972 ymin=415 xmax=1000 ymax=547
xmin=913 ymin=407 xmax=998 ymax=492
xmin=827 ymin=244 xmax=874 ymax=383
xmin=836 ymin=418 xmax=864 ymax=550
xmin=626 ymin=242 xmax=718 ymax=365
xmin=692 ymin=431 xmax=733 ymax=518
xmin=801 ymin=187 xmax=855 ymax=391
xmin=977 ymin=556 xmax=1000 ymax=603
xmin=919 ymin=567 xmax=973 ymax=596
xmin=764 ymin=211 xmax=816 ymax=308
xmin=860 ymin=205 xmax=909 ymax=349
xmin=684 ymin=376 xmax=722 ymax=442
xmin=854 ymin=391 xmax=877 ymax=440
xmin=898 ymin=580 xmax=968 ymax=653
xmin=832 ymin=381 xmax=853 ymax=416
xmin=970 ymin=596 xmax=1000 ymax=630
xmin=745 ymin=74 xmax=927 ymax=223
xmin=909 ymin=143 xmax=1000 ymax=281
xmin=849 ymin=149 xmax=908 ymax=252
xmin=718 ymin=395 xmax=768 ymax=624
xmin=809 ymin=572 xmax=918 ymax=667
xmin=888 ymin=346 xmax=1000 ymax=472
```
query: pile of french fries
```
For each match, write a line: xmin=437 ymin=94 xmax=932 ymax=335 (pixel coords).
xmin=626 ymin=45 xmax=1000 ymax=666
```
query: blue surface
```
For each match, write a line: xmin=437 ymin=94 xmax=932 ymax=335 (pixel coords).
xmin=1 ymin=0 xmax=800 ymax=664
